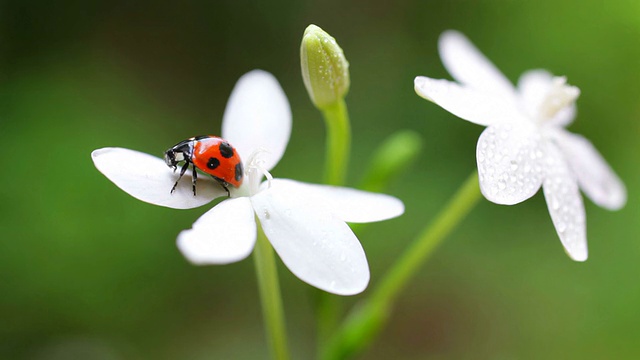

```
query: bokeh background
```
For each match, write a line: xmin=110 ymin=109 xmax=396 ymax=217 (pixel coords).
xmin=1 ymin=0 xmax=639 ymax=359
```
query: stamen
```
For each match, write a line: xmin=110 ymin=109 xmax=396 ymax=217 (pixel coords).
xmin=538 ymin=76 xmax=580 ymax=121
xmin=245 ymin=148 xmax=274 ymax=195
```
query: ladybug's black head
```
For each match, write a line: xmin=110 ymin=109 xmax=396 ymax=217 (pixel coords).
xmin=164 ymin=139 xmax=194 ymax=170
xmin=164 ymin=149 xmax=179 ymax=169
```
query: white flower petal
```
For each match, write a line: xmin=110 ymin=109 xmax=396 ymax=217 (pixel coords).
xmin=476 ymin=124 xmax=544 ymax=205
xmin=222 ymin=70 xmax=292 ymax=171
xmin=91 ymin=148 xmax=225 ymax=209
xmin=518 ymin=69 xmax=553 ymax=117
xmin=542 ymin=143 xmax=587 ymax=261
xmin=262 ymin=179 xmax=404 ymax=223
xmin=177 ymin=197 xmax=257 ymax=264
xmin=517 ymin=69 xmax=576 ymax=126
xmin=438 ymin=30 xmax=516 ymax=102
xmin=553 ymin=130 xmax=626 ymax=210
xmin=251 ymin=185 xmax=369 ymax=295
xmin=414 ymin=77 xmax=525 ymax=126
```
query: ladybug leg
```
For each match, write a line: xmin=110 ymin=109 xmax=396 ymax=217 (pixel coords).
xmin=213 ymin=177 xmax=231 ymax=197
xmin=171 ymin=162 xmax=190 ymax=194
xmin=191 ymin=164 xmax=198 ymax=196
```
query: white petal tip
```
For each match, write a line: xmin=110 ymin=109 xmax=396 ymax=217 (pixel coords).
xmin=601 ymin=186 xmax=627 ymax=211
xmin=414 ymin=76 xmax=426 ymax=87
xmin=177 ymin=233 xmax=253 ymax=265
xmin=413 ymin=76 xmax=433 ymax=101
xmin=239 ymin=69 xmax=276 ymax=83
xmin=176 ymin=198 xmax=257 ymax=265
xmin=91 ymin=148 xmax=108 ymax=158
xmin=313 ymin=270 xmax=370 ymax=296
xmin=439 ymin=29 xmax=464 ymax=46
xmin=567 ymin=249 xmax=588 ymax=262
xmin=329 ymin=277 xmax=370 ymax=296
xmin=479 ymin=187 xmax=528 ymax=206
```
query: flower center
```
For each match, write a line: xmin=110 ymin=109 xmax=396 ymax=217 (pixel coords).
xmin=537 ymin=76 xmax=580 ymax=123
xmin=241 ymin=148 xmax=273 ymax=197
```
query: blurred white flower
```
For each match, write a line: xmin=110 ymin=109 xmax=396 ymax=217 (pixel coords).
xmin=92 ymin=70 xmax=404 ymax=295
xmin=414 ymin=31 xmax=626 ymax=261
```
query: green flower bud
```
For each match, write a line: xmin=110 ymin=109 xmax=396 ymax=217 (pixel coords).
xmin=300 ymin=24 xmax=350 ymax=109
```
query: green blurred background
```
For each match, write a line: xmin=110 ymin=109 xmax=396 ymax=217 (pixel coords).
xmin=1 ymin=0 xmax=639 ymax=359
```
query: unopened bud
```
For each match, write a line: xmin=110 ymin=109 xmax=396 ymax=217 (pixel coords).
xmin=300 ymin=24 xmax=350 ymax=108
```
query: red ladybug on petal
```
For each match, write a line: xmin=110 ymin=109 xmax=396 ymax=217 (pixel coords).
xmin=164 ymin=135 xmax=243 ymax=196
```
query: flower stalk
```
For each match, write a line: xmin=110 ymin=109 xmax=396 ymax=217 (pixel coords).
xmin=323 ymin=171 xmax=482 ymax=359
xmin=254 ymin=226 xmax=290 ymax=360
xmin=321 ymin=98 xmax=351 ymax=185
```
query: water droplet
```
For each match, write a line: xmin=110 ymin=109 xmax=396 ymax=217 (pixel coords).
xmin=263 ymin=209 xmax=270 ymax=220
xmin=557 ymin=221 xmax=567 ymax=232
xmin=510 ymin=160 xmax=518 ymax=171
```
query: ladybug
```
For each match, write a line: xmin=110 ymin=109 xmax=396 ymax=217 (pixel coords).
xmin=164 ymin=135 xmax=243 ymax=196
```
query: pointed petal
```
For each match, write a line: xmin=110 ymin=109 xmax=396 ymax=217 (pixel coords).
xmin=553 ymin=130 xmax=626 ymax=210
xmin=251 ymin=185 xmax=369 ymax=295
xmin=177 ymin=197 xmax=257 ymax=264
xmin=222 ymin=70 xmax=292 ymax=171
xmin=476 ymin=124 xmax=544 ymax=205
xmin=517 ymin=69 xmax=576 ymax=126
xmin=542 ymin=143 xmax=588 ymax=261
xmin=439 ymin=30 xmax=516 ymax=102
xmin=91 ymin=148 xmax=225 ymax=209
xmin=414 ymin=77 xmax=525 ymax=126
xmin=261 ymin=179 xmax=404 ymax=223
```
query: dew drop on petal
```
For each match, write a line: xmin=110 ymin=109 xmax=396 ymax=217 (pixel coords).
xmin=557 ymin=221 xmax=567 ymax=233
xmin=510 ymin=160 xmax=518 ymax=171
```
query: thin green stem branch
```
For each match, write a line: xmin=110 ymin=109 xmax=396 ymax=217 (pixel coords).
xmin=321 ymin=99 xmax=351 ymax=186
xmin=254 ymin=226 xmax=290 ymax=360
xmin=316 ymin=98 xmax=352 ymax=354
xmin=322 ymin=171 xmax=482 ymax=360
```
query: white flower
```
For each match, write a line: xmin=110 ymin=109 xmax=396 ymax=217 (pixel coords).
xmin=92 ymin=70 xmax=404 ymax=295
xmin=414 ymin=31 xmax=626 ymax=261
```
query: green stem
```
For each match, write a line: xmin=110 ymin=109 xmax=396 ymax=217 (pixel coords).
xmin=254 ymin=225 xmax=290 ymax=360
xmin=322 ymin=171 xmax=482 ymax=360
xmin=321 ymin=99 xmax=351 ymax=186
xmin=316 ymin=98 xmax=352 ymax=353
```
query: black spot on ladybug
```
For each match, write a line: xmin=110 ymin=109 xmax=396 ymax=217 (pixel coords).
xmin=235 ymin=162 xmax=243 ymax=182
xmin=219 ymin=142 xmax=234 ymax=158
xmin=207 ymin=157 xmax=220 ymax=170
